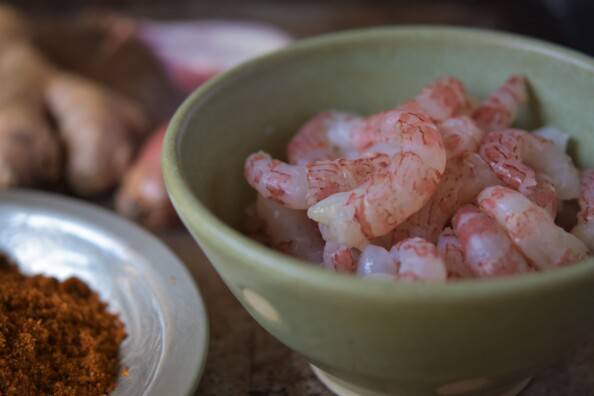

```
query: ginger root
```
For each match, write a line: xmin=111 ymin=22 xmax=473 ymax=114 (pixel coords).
xmin=0 ymin=5 xmax=147 ymax=195
xmin=0 ymin=38 xmax=61 ymax=187
xmin=46 ymin=73 xmax=146 ymax=195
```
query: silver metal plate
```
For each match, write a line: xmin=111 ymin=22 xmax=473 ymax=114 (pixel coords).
xmin=0 ymin=190 xmax=208 ymax=396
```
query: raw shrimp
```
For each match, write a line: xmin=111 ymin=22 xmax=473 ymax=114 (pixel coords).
xmin=472 ymin=75 xmax=527 ymax=132
xmin=245 ymin=150 xmax=391 ymax=209
xmin=357 ymin=244 xmax=397 ymax=279
xmin=525 ymin=174 xmax=558 ymax=218
xmin=245 ymin=152 xmax=309 ymax=209
xmin=307 ymin=110 xmax=446 ymax=248
xmin=321 ymin=228 xmax=395 ymax=272
xmin=246 ymin=77 xmax=464 ymax=211
xmin=403 ymin=76 xmax=471 ymax=122
xmin=576 ymin=169 xmax=594 ymax=223
xmin=457 ymin=152 xmax=503 ymax=204
xmin=477 ymin=186 xmax=588 ymax=269
xmin=572 ymin=223 xmax=594 ymax=252
xmin=402 ymin=76 xmax=479 ymax=158
xmin=572 ymin=169 xmax=594 ymax=251
xmin=255 ymin=194 xmax=324 ymax=263
xmin=330 ymin=76 xmax=471 ymax=154
xmin=439 ymin=116 xmax=484 ymax=159
xmin=323 ymin=240 xmax=359 ymax=273
xmin=357 ymin=238 xmax=447 ymax=282
xmin=453 ymin=204 xmax=529 ymax=277
xmin=533 ymin=126 xmax=570 ymax=151
xmin=436 ymin=227 xmax=474 ymax=279
xmin=480 ymin=128 xmax=579 ymax=200
xmin=286 ymin=111 xmax=360 ymax=165
xmin=394 ymin=152 xmax=500 ymax=243
xmin=393 ymin=238 xmax=447 ymax=282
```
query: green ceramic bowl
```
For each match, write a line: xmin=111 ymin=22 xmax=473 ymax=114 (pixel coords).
xmin=163 ymin=27 xmax=594 ymax=396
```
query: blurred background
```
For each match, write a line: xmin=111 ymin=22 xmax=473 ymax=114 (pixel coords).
xmin=6 ymin=0 xmax=594 ymax=55
xmin=0 ymin=0 xmax=592 ymax=230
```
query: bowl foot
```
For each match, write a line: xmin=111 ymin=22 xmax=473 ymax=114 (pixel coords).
xmin=311 ymin=365 xmax=389 ymax=396
xmin=311 ymin=365 xmax=532 ymax=396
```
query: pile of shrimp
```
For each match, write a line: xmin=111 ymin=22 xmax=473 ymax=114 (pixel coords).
xmin=244 ymin=75 xmax=594 ymax=282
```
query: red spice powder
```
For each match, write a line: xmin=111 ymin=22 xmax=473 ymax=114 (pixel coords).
xmin=0 ymin=254 xmax=126 ymax=395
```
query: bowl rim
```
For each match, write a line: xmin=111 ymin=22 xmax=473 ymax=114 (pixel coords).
xmin=163 ymin=25 xmax=594 ymax=302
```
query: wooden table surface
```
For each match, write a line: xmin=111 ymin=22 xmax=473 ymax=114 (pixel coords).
xmin=159 ymin=230 xmax=594 ymax=396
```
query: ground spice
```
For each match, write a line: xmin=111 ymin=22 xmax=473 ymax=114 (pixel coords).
xmin=0 ymin=254 xmax=126 ymax=396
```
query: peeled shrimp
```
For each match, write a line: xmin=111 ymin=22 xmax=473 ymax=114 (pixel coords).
xmin=453 ymin=204 xmax=529 ymax=277
xmin=245 ymin=152 xmax=309 ymax=209
xmin=246 ymin=76 xmax=464 ymax=211
xmin=472 ymin=75 xmax=527 ymax=132
xmin=439 ymin=116 xmax=484 ymax=159
xmin=322 ymin=240 xmax=359 ymax=273
xmin=255 ymin=194 xmax=324 ymax=263
xmin=320 ymin=224 xmax=359 ymax=273
xmin=323 ymin=80 xmax=468 ymax=160
xmin=357 ymin=244 xmax=397 ymax=279
xmin=403 ymin=76 xmax=471 ymax=122
xmin=358 ymin=237 xmax=447 ymax=282
xmin=525 ymin=174 xmax=558 ymax=218
xmin=576 ymin=170 xmax=594 ymax=223
xmin=287 ymin=111 xmax=360 ymax=165
xmin=307 ymin=110 xmax=446 ymax=248
xmin=437 ymin=227 xmax=473 ymax=279
xmin=477 ymin=186 xmax=588 ymax=269
xmin=394 ymin=152 xmax=500 ymax=243
xmin=572 ymin=169 xmax=594 ymax=251
xmin=393 ymin=238 xmax=447 ymax=281
xmin=402 ymin=76 xmax=480 ymax=159
xmin=480 ymin=128 xmax=579 ymax=200
xmin=321 ymin=228 xmax=399 ymax=272
xmin=533 ymin=126 xmax=570 ymax=151
xmin=245 ymin=150 xmax=394 ymax=209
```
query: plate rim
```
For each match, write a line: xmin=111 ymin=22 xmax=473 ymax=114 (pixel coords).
xmin=0 ymin=189 xmax=208 ymax=396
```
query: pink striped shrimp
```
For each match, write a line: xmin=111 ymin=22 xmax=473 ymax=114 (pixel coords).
xmin=437 ymin=227 xmax=474 ymax=279
xmin=246 ymin=109 xmax=446 ymax=248
xmin=322 ymin=240 xmax=359 ymax=273
xmin=357 ymin=238 xmax=447 ymax=282
xmin=394 ymin=152 xmax=500 ymax=243
xmin=244 ymin=152 xmax=309 ymax=209
xmin=393 ymin=238 xmax=447 ymax=281
xmin=245 ymin=150 xmax=389 ymax=209
xmin=402 ymin=76 xmax=481 ymax=158
xmin=288 ymin=75 xmax=472 ymax=160
xmin=307 ymin=110 xmax=446 ymax=248
xmin=478 ymin=186 xmax=589 ymax=269
xmin=576 ymin=169 xmax=594 ymax=223
xmin=294 ymin=76 xmax=469 ymax=161
xmin=472 ymin=75 xmax=527 ymax=132
xmin=402 ymin=76 xmax=471 ymax=122
xmin=438 ymin=116 xmax=485 ymax=159
xmin=453 ymin=204 xmax=529 ymax=277
xmin=480 ymin=128 xmax=579 ymax=201
xmin=572 ymin=169 xmax=594 ymax=251
xmin=286 ymin=111 xmax=360 ymax=165
xmin=525 ymin=174 xmax=558 ymax=218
